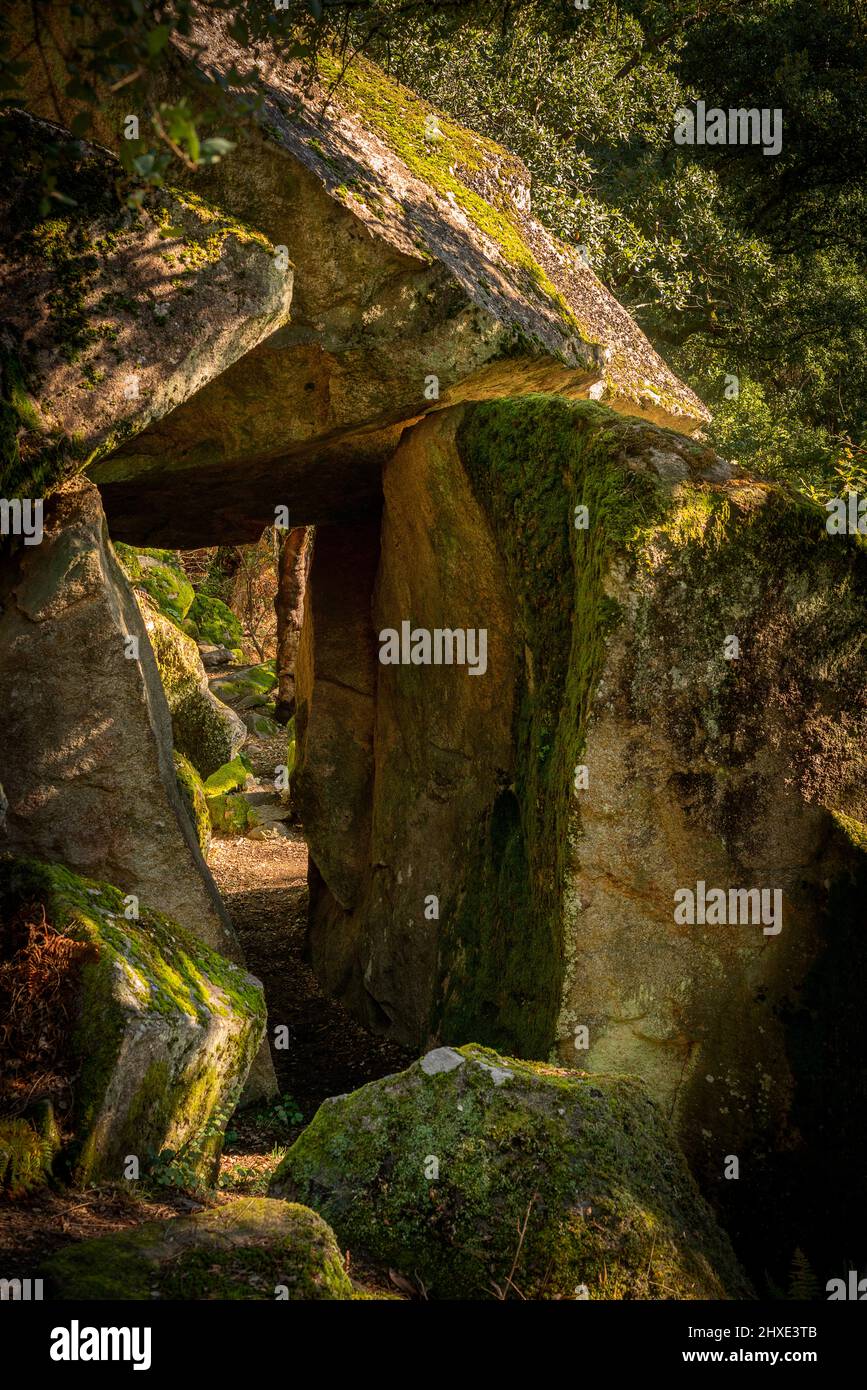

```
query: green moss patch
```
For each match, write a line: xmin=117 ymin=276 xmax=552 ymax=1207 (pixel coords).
xmin=211 ymin=661 xmax=277 ymax=706
xmin=319 ymin=54 xmax=582 ymax=338
xmin=207 ymin=793 xmax=260 ymax=837
xmin=435 ymin=397 xmax=667 ymax=1055
xmin=155 ymin=188 xmax=272 ymax=271
xmin=203 ymin=754 xmax=252 ymax=798
xmin=174 ymin=752 xmax=211 ymax=855
xmin=42 ymin=1197 xmax=353 ymax=1301
xmin=115 ymin=544 xmax=194 ymax=626
xmin=186 ymin=592 xmax=244 ymax=659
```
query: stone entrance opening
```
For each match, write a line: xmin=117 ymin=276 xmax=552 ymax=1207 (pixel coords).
xmin=158 ymin=525 xmax=416 ymax=1122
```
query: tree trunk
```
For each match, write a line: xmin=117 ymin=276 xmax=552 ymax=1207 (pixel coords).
xmin=274 ymin=526 xmax=312 ymax=723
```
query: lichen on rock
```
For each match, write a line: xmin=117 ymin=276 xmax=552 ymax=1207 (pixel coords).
xmin=0 ymin=109 xmax=293 ymax=501
xmin=271 ymin=1044 xmax=751 ymax=1300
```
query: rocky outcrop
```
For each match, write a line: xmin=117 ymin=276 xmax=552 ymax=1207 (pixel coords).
xmin=14 ymin=11 xmax=705 ymax=546
xmin=295 ymin=395 xmax=867 ymax=1269
xmin=0 ymin=480 xmax=276 ymax=1100
xmin=271 ymin=1044 xmax=750 ymax=1300
xmin=0 ymin=857 xmax=266 ymax=1185
xmin=0 ymin=478 xmax=239 ymax=957
xmin=42 ymin=1197 xmax=353 ymax=1300
xmin=0 ymin=108 xmax=292 ymax=503
xmin=7 ymin=6 xmax=862 ymax=1286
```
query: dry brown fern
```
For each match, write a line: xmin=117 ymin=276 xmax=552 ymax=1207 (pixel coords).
xmin=0 ymin=901 xmax=99 ymax=1114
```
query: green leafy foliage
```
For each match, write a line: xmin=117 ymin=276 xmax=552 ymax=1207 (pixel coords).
xmin=0 ymin=1117 xmax=53 ymax=1195
xmin=350 ymin=1 xmax=866 ymax=495
xmin=0 ymin=0 xmax=315 ymax=209
xmin=263 ymin=1093 xmax=304 ymax=1131
xmin=144 ymin=1090 xmax=239 ymax=1193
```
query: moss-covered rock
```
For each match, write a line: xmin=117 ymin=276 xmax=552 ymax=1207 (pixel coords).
xmin=209 ymin=662 xmax=282 ymax=736
xmin=42 ymin=1197 xmax=354 ymax=1300
xmin=240 ymin=710 xmax=283 ymax=737
xmin=145 ymin=601 xmax=246 ymax=778
xmin=210 ymin=662 xmax=277 ymax=707
xmin=295 ymin=395 xmax=867 ymax=1281
xmin=0 ymin=108 xmax=292 ymax=501
xmin=186 ymin=593 xmax=244 ymax=662
xmin=271 ymin=1045 xmax=751 ymax=1300
xmin=207 ymin=794 xmax=260 ymax=838
xmin=16 ymin=11 xmax=703 ymax=548
xmin=115 ymin=544 xmax=194 ymax=626
xmin=0 ymin=477 xmax=245 ymax=968
xmin=203 ymin=755 xmax=252 ymax=799
xmin=174 ymin=752 xmax=211 ymax=856
xmin=0 ymin=856 xmax=267 ymax=1186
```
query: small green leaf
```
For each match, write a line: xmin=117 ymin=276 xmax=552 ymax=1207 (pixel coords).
xmin=147 ymin=24 xmax=171 ymax=57
xmin=200 ymin=136 xmax=235 ymax=164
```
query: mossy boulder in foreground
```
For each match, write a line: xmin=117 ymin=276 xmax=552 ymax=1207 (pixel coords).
xmin=42 ymin=1198 xmax=353 ymax=1301
xmin=271 ymin=1045 xmax=751 ymax=1300
xmin=0 ymin=856 xmax=267 ymax=1186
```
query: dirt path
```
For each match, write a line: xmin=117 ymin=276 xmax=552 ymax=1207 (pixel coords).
xmin=208 ymin=820 xmax=415 ymax=1123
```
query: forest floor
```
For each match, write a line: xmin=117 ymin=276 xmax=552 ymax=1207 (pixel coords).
xmin=0 ymin=724 xmax=414 ymax=1298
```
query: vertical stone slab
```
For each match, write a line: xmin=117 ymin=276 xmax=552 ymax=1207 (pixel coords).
xmin=0 ymin=479 xmax=276 ymax=1098
xmin=294 ymin=520 xmax=381 ymax=1009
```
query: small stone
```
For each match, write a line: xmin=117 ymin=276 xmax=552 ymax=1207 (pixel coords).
xmin=420 ymin=1047 xmax=465 ymax=1076
xmin=476 ymin=1059 xmax=513 ymax=1086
